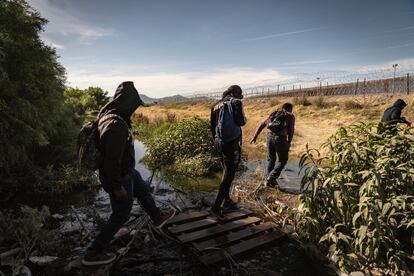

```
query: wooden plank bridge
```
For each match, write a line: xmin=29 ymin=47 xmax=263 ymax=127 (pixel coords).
xmin=164 ymin=209 xmax=285 ymax=265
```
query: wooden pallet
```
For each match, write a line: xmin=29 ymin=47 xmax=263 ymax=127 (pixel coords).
xmin=165 ymin=209 xmax=285 ymax=265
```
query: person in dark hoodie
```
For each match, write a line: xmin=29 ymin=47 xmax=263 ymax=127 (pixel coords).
xmin=380 ymin=99 xmax=411 ymax=133
xmin=83 ymin=81 xmax=175 ymax=266
xmin=210 ymin=85 xmax=246 ymax=218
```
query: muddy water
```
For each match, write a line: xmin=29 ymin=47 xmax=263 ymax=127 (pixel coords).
xmin=244 ymin=159 xmax=306 ymax=194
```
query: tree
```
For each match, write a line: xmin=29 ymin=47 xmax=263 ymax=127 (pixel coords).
xmin=0 ymin=0 xmax=79 ymax=194
xmin=64 ymin=86 xmax=109 ymax=123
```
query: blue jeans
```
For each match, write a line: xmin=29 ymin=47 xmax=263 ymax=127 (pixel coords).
xmin=267 ymin=134 xmax=289 ymax=184
xmin=90 ymin=169 xmax=160 ymax=251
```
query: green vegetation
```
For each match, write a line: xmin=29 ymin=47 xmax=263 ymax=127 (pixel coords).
xmin=295 ymin=123 xmax=414 ymax=274
xmin=144 ymin=117 xmax=220 ymax=177
xmin=0 ymin=0 xmax=108 ymax=198
xmin=0 ymin=206 xmax=67 ymax=261
xmin=64 ymin=86 xmax=109 ymax=123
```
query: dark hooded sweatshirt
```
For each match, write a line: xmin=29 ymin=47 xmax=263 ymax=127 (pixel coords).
xmin=381 ymin=99 xmax=409 ymax=126
xmin=97 ymin=81 xmax=143 ymax=191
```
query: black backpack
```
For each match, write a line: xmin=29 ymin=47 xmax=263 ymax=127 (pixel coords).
xmin=267 ymin=110 xmax=288 ymax=133
xmin=77 ymin=114 xmax=126 ymax=170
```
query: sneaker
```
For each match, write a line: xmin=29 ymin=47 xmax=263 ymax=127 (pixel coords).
xmin=82 ymin=250 xmax=116 ymax=266
xmin=210 ymin=207 xmax=225 ymax=221
xmin=153 ymin=208 xmax=176 ymax=229
xmin=222 ymin=199 xmax=239 ymax=211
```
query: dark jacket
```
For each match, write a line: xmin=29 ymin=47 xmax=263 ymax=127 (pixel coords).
xmin=97 ymin=81 xmax=143 ymax=190
xmin=381 ymin=99 xmax=409 ymax=126
xmin=210 ymin=96 xmax=246 ymax=139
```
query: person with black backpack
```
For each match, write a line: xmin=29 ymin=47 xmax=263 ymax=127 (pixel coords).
xmin=210 ymin=85 xmax=246 ymax=218
xmin=250 ymin=102 xmax=295 ymax=188
xmin=81 ymin=81 xmax=175 ymax=266
xmin=379 ymin=99 xmax=411 ymax=133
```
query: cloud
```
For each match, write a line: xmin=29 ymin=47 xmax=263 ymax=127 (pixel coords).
xmin=280 ymin=59 xmax=333 ymax=66
xmin=240 ymin=28 xmax=323 ymax=42
xmin=27 ymin=0 xmax=113 ymax=44
xmin=65 ymin=67 xmax=294 ymax=97
xmin=387 ymin=42 xmax=414 ymax=49
xmin=42 ymin=36 xmax=65 ymax=49
xmin=352 ymin=58 xmax=414 ymax=73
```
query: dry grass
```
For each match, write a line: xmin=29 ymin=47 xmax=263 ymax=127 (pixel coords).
xmin=138 ymin=94 xmax=414 ymax=160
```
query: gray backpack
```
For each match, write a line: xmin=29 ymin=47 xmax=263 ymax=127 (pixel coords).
xmin=215 ymin=98 xmax=242 ymax=145
xmin=77 ymin=114 xmax=126 ymax=170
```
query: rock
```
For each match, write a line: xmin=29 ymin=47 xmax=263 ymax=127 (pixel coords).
xmin=51 ymin=214 xmax=65 ymax=220
xmin=1 ymin=248 xmax=22 ymax=266
xmin=282 ymin=224 xmax=295 ymax=234
xmin=65 ymin=257 xmax=83 ymax=271
xmin=350 ymin=272 xmax=365 ymax=276
xmin=114 ymin=227 xmax=130 ymax=239
xmin=29 ymin=256 xmax=58 ymax=266
xmin=12 ymin=265 xmax=32 ymax=276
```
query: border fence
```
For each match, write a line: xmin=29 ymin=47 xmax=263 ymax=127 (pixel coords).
xmin=176 ymin=67 xmax=414 ymax=103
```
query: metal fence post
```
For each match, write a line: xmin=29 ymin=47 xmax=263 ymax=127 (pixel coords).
xmin=355 ymin=79 xmax=359 ymax=95
xmin=407 ymin=73 xmax=410 ymax=95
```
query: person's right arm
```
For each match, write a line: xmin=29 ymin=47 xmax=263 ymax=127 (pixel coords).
xmin=250 ymin=117 xmax=268 ymax=144
xmin=392 ymin=109 xmax=411 ymax=125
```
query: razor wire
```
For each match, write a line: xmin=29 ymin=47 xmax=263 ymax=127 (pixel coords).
xmin=177 ymin=66 xmax=414 ymax=102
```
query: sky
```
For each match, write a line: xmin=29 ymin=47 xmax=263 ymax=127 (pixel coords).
xmin=27 ymin=0 xmax=414 ymax=97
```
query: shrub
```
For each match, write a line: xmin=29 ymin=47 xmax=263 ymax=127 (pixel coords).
xmin=166 ymin=112 xmax=177 ymax=123
xmin=269 ymin=98 xmax=280 ymax=107
xmin=342 ymin=100 xmax=363 ymax=110
xmin=293 ymin=95 xmax=312 ymax=106
xmin=145 ymin=117 xmax=220 ymax=176
xmin=312 ymin=95 xmax=326 ymax=108
xmin=295 ymin=124 xmax=414 ymax=274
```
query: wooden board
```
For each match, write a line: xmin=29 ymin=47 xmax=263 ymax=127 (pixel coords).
xmin=169 ymin=218 xmax=217 ymax=234
xmin=179 ymin=216 xmax=261 ymax=244
xmin=168 ymin=210 xmax=253 ymax=235
xmin=165 ymin=211 xmax=209 ymax=226
xmin=199 ymin=230 xmax=285 ymax=265
xmin=166 ymin=209 xmax=285 ymax=265
xmin=193 ymin=222 xmax=276 ymax=251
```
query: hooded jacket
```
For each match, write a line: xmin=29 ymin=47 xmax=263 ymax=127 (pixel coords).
xmin=97 ymin=81 xmax=143 ymax=190
xmin=380 ymin=99 xmax=409 ymax=126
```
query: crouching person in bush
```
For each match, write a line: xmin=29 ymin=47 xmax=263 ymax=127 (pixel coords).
xmin=379 ymin=98 xmax=411 ymax=133
xmin=250 ymin=103 xmax=295 ymax=188
xmin=83 ymin=81 xmax=175 ymax=266
xmin=210 ymin=85 xmax=246 ymax=218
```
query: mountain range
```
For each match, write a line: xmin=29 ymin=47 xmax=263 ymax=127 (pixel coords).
xmin=139 ymin=94 xmax=188 ymax=104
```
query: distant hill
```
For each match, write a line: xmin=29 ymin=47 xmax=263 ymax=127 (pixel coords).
xmin=139 ymin=94 xmax=158 ymax=104
xmin=158 ymin=94 xmax=188 ymax=103
xmin=139 ymin=93 xmax=188 ymax=104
